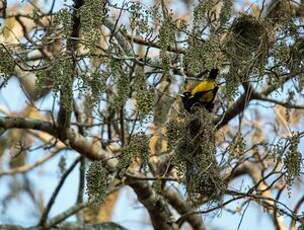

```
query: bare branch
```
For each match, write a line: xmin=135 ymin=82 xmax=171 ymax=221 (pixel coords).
xmin=44 ymin=202 xmax=90 ymax=228
xmin=253 ymin=94 xmax=304 ymax=110
xmin=290 ymin=195 xmax=304 ymax=230
xmin=163 ymin=188 xmax=205 ymax=230
xmin=0 ymin=116 xmax=56 ymax=134
xmin=0 ymin=148 xmax=62 ymax=177
xmin=125 ymin=175 xmax=174 ymax=230
xmin=39 ymin=157 xmax=82 ymax=226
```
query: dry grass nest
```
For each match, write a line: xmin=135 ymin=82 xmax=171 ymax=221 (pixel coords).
xmin=224 ymin=14 xmax=269 ymax=58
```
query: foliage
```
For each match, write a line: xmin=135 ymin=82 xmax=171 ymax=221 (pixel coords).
xmin=86 ymin=161 xmax=107 ymax=204
xmin=118 ymin=132 xmax=149 ymax=170
xmin=80 ymin=0 xmax=107 ymax=51
xmin=0 ymin=45 xmax=15 ymax=81
xmin=284 ymin=132 xmax=302 ymax=187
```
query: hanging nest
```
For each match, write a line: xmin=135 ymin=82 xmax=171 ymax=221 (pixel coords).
xmin=172 ymin=108 xmax=226 ymax=205
xmin=288 ymin=38 xmax=304 ymax=71
xmin=223 ymin=14 xmax=269 ymax=61
xmin=265 ymin=0 xmax=299 ymax=24
xmin=185 ymin=158 xmax=225 ymax=205
xmin=222 ymin=14 xmax=269 ymax=95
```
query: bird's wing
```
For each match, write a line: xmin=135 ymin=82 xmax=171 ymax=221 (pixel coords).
xmin=190 ymin=80 xmax=217 ymax=97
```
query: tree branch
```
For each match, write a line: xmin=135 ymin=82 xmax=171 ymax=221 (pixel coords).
xmin=57 ymin=0 xmax=83 ymax=135
xmin=253 ymin=94 xmax=304 ymax=109
xmin=0 ymin=148 xmax=62 ymax=177
xmin=214 ymin=73 xmax=300 ymax=129
xmin=214 ymin=85 xmax=256 ymax=129
xmin=290 ymin=195 xmax=304 ymax=230
xmin=0 ymin=222 xmax=127 ymax=230
xmin=39 ymin=157 xmax=81 ymax=226
xmin=0 ymin=116 xmax=56 ymax=134
xmin=163 ymin=188 xmax=205 ymax=230
xmin=0 ymin=116 xmax=120 ymax=165
xmin=125 ymin=175 xmax=174 ymax=230
xmin=44 ymin=202 xmax=90 ymax=229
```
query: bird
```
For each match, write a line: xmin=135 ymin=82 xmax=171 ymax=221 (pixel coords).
xmin=181 ymin=68 xmax=219 ymax=112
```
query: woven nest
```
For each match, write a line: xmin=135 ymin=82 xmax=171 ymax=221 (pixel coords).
xmin=289 ymin=38 xmax=304 ymax=70
xmin=266 ymin=0 xmax=297 ymax=22
xmin=173 ymin=109 xmax=226 ymax=204
xmin=224 ymin=14 xmax=268 ymax=58
xmin=185 ymin=158 xmax=226 ymax=205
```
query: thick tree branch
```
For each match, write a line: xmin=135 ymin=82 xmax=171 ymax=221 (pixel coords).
xmin=0 ymin=223 xmax=126 ymax=230
xmin=215 ymin=73 xmax=300 ymax=129
xmin=125 ymin=172 xmax=205 ymax=229
xmin=290 ymin=195 xmax=304 ymax=230
xmin=0 ymin=116 xmax=118 ymax=165
xmin=125 ymin=175 xmax=173 ymax=230
xmin=64 ymin=129 xmax=118 ymax=169
xmin=214 ymin=86 xmax=257 ymax=129
xmin=0 ymin=116 xmax=56 ymax=134
xmin=57 ymin=0 xmax=83 ymax=134
xmin=163 ymin=188 xmax=205 ymax=230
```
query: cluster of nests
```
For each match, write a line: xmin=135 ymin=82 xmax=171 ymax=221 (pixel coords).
xmin=168 ymin=14 xmax=270 ymax=205
xmin=168 ymin=2 xmax=304 ymax=206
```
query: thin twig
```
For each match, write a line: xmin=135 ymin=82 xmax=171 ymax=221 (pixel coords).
xmin=254 ymin=95 xmax=304 ymax=110
xmin=76 ymin=156 xmax=86 ymax=221
xmin=0 ymin=148 xmax=63 ymax=177
xmin=236 ymin=200 xmax=251 ymax=230
xmin=44 ymin=202 xmax=91 ymax=229
xmin=39 ymin=157 xmax=81 ymax=226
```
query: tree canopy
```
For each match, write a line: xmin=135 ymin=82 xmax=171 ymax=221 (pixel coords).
xmin=0 ymin=0 xmax=303 ymax=230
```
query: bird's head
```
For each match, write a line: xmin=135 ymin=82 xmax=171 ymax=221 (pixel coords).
xmin=208 ymin=68 xmax=219 ymax=79
xmin=181 ymin=91 xmax=192 ymax=99
xmin=180 ymin=92 xmax=192 ymax=105
xmin=180 ymin=91 xmax=193 ymax=112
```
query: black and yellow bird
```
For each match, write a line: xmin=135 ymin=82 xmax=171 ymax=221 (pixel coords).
xmin=181 ymin=68 xmax=219 ymax=112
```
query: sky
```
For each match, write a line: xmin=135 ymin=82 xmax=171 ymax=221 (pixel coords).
xmin=0 ymin=0 xmax=303 ymax=230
